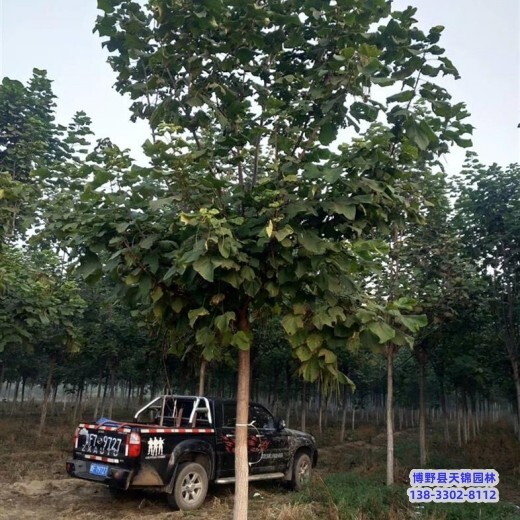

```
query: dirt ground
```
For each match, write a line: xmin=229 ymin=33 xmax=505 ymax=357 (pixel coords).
xmin=0 ymin=414 xmax=330 ymax=520
xmin=0 ymin=414 xmax=519 ymax=520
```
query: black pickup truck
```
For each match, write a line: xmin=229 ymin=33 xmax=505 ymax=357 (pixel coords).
xmin=66 ymin=395 xmax=318 ymax=510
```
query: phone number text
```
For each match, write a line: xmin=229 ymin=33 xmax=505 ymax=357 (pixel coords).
xmin=407 ymin=487 xmax=499 ymax=503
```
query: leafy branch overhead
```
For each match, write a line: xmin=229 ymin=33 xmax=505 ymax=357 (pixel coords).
xmin=39 ymin=0 xmax=471 ymax=389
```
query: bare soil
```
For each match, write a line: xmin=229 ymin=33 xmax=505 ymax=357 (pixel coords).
xmin=0 ymin=413 xmax=328 ymax=520
xmin=0 ymin=412 xmax=519 ymax=519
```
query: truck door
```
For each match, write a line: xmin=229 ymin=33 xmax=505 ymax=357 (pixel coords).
xmin=247 ymin=404 xmax=288 ymax=474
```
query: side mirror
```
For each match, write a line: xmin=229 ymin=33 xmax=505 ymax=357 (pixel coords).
xmin=276 ymin=418 xmax=286 ymax=431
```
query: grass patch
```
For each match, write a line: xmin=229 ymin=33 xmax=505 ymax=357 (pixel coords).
xmin=299 ymin=472 xmax=520 ymax=520
xmin=299 ymin=472 xmax=410 ymax=520
xmin=421 ymin=501 xmax=520 ymax=520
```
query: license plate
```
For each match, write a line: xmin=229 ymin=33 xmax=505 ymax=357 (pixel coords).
xmin=89 ymin=463 xmax=109 ymax=477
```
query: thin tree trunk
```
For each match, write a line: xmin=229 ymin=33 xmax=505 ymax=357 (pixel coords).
xmin=100 ymin=371 xmax=109 ymax=418
xmin=512 ymin=362 xmax=520 ymax=441
xmin=386 ymin=345 xmax=395 ymax=486
xmin=73 ymin=379 xmax=84 ymax=423
xmin=198 ymin=359 xmax=207 ymax=396
xmin=0 ymin=361 xmax=5 ymax=397
xmin=301 ymin=382 xmax=307 ymax=432
xmin=340 ymin=387 xmax=348 ymax=442
xmin=126 ymin=379 xmax=132 ymax=410
xmin=38 ymin=358 xmax=55 ymax=436
xmin=13 ymin=378 xmax=20 ymax=403
xmin=457 ymin=405 xmax=462 ymax=447
xmin=108 ymin=367 xmax=116 ymax=418
xmin=318 ymin=382 xmax=323 ymax=435
xmin=417 ymin=350 xmax=428 ymax=466
xmin=51 ymin=382 xmax=59 ymax=413
xmin=138 ymin=383 xmax=145 ymax=406
xmin=285 ymin=368 xmax=292 ymax=428
xmin=439 ymin=380 xmax=450 ymax=445
xmin=21 ymin=376 xmax=26 ymax=406
xmin=93 ymin=372 xmax=103 ymax=419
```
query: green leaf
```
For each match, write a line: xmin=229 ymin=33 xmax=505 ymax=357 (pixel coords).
xmin=319 ymin=122 xmax=337 ymax=146
xmin=324 ymin=201 xmax=356 ymax=220
xmin=115 ymin=222 xmax=130 ymax=233
xmin=367 ymin=321 xmax=396 ymax=344
xmin=318 ymin=348 xmax=336 ymax=364
xmin=231 ymin=330 xmax=252 ymax=350
xmin=218 ymin=237 xmax=231 ymax=258
xmin=189 ymin=307 xmax=210 ymax=327
xmin=399 ymin=314 xmax=427 ymax=333
xmin=307 ymin=333 xmax=323 ymax=351
xmin=171 ymin=297 xmax=186 ymax=313
xmin=215 ymin=311 xmax=236 ymax=332
xmin=294 ymin=345 xmax=313 ymax=362
xmin=150 ymin=197 xmax=174 ymax=211
xmin=150 ymin=285 xmax=163 ymax=303
xmin=387 ymin=90 xmax=415 ymax=103
xmin=273 ymin=225 xmax=294 ymax=242
xmin=97 ymin=0 xmax=119 ymax=13
xmin=193 ymin=256 xmax=214 ymax=282
xmin=266 ymin=220 xmax=274 ymax=238
xmin=298 ymin=231 xmax=326 ymax=254
xmin=140 ymin=235 xmax=158 ymax=249
xmin=77 ymin=251 xmax=102 ymax=281
xmin=282 ymin=314 xmax=304 ymax=336
xmin=301 ymin=359 xmax=320 ymax=382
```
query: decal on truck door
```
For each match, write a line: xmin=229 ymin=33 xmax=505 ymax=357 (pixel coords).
xmin=221 ymin=434 xmax=271 ymax=454
xmin=146 ymin=437 xmax=165 ymax=458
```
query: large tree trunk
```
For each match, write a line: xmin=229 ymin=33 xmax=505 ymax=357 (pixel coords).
xmin=386 ymin=345 xmax=396 ymax=485
xmin=233 ymin=308 xmax=251 ymax=520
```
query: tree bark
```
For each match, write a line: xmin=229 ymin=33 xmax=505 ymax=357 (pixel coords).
xmin=439 ymin=379 xmax=450 ymax=445
xmin=417 ymin=349 xmax=428 ymax=466
xmin=301 ymin=382 xmax=307 ymax=432
xmin=386 ymin=345 xmax=396 ymax=485
xmin=340 ymin=386 xmax=348 ymax=442
xmin=0 ymin=361 xmax=5 ymax=397
xmin=233 ymin=347 xmax=251 ymax=520
xmin=233 ymin=306 xmax=251 ymax=520
xmin=198 ymin=359 xmax=207 ymax=396
xmin=93 ymin=372 xmax=103 ymax=419
xmin=512 ymin=361 xmax=520 ymax=441
xmin=38 ymin=358 xmax=55 ymax=436
xmin=21 ymin=376 xmax=26 ymax=406
xmin=108 ymin=366 xmax=116 ymax=419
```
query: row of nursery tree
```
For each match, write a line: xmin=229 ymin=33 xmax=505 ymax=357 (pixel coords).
xmin=1 ymin=1 xmax=519 ymax=517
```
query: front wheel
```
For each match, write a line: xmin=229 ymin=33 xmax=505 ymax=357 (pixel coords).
xmin=291 ymin=452 xmax=312 ymax=491
xmin=167 ymin=462 xmax=208 ymax=511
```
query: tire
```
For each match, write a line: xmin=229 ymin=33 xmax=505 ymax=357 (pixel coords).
xmin=291 ymin=451 xmax=312 ymax=491
xmin=167 ymin=462 xmax=208 ymax=511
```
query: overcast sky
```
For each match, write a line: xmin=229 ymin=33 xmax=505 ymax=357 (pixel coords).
xmin=1 ymin=0 xmax=519 ymax=173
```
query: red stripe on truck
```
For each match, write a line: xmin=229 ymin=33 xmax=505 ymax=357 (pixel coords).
xmin=139 ymin=428 xmax=215 ymax=434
